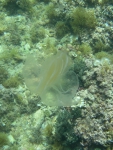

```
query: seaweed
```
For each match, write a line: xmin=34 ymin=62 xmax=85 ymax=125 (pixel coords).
xmin=94 ymin=40 xmax=108 ymax=52
xmin=3 ymin=76 xmax=21 ymax=88
xmin=3 ymin=0 xmax=20 ymax=15
xmin=0 ymin=132 xmax=9 ymax=147
xmin=77 ymin=43 xmax=92 ymax=56
xmin=30 ymin=25 xmax=45 ymax=43
xmin=55 ymin=21 xmax=69 ymax=38
xmin=46 ymin=108 xmax=82 ymax=150
xmin=85 ymin=0 xmax=109 ymax=6
xmin=43 ymin=37 xmax=57 ymax=54
xmin=0 ymin=49 xmax=23 ymax=63
xmin=0 ymin=67 xmax=9 ymax=84
xmin=46 ymin=3 xmax=59 ymax=23
xmin=2 ymin=0 xmax=35 ymax=15
xmin=17 ymin=0 xmax=35 ymax=12
xmin=95 ymin=51 xmax=111 ymax=60
xmin=70 ymin=7 xmax=97 ymax=34
xmin=73 ymin=56 xmax=87 ymax=87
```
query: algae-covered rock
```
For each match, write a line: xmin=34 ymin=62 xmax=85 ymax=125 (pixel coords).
xmin=0 ymin=132 xmax=9 ymax=147
xmin=70 ymin=7 xmax=97 ymax=33
xmin=0 ymin=67 xmax=9 ymax=84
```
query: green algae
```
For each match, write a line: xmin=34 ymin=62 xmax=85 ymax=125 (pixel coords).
xmin=30 ymin=25 xmax=46 ymax=43
xmin=46 ymin=3 xmax=58 ymax=23
xmin=0 ymin=0 xmax=113 ymax=149
xmin=45 ymin=108 xmax=81 ymax=150
xmin=95 ymin=51 xmax=113 ymax=63
xmin=77 ymin=43 xmax=92 ymax=56
xmin=85 ymin=0 xmax=110 ymax=5
xmin=94 ymin=40 xmax=109 ymax=52
xmin=43 ymin=37 xmax=57 ymax=54
xmin=0 ymin=67 xmax=9 ymax=84
xmin=70 ymin=7 xmax=97 ymax=34
xmin=2 ymin=0 xmax=36 ymax=15
xmin=0 ymin=132 xmax=9 ymax=147
xmin=0 ymin=49 xmax=23 ymax=63
xmin=3 ymin=76 xmax=21 ymax=88
xmin=55 ymin=21 xmax=69 ymax=38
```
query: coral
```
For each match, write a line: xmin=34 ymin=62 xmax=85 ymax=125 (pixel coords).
xmin=0 ymin=132 xmax=9 ymax=147
xmin=70 ymin=7 xmax=97 ymax=33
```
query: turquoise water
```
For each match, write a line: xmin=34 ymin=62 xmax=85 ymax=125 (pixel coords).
xmin=0 ymin=0 xmax=113 ymax=150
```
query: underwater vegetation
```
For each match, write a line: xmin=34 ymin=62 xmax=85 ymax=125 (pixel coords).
xmin=3 ymin=75 xmax=21 ymax=88
xmin=42 ymin=37 xmax=57 ymax=54
xmin=30 ymin=25 xmax=46 ymax=43
xmin=45 ymin=2 xmax=66 ymax=24
xmin=0 ymin=49 xmax=23 ymax=63
xmin=43 ymin=108 xmax=82 ymax=150
xmin=22 ymin=51 xmax=79 ymax=106
xmin=94 ymin=51 xmax=113 ymax=76
xmin=0 ymin=67 xmax=9 ymax=85
xmin=39 ymin=0 xmax=51 ymax=3
xmin=17 ymin=0 xmax=35 ymax=12
xmin=46 ymin=3 xmax=59 ymax=23
xmin=70 ymin=7 xmax=97 ymax=34
xmin=85 ymin=0 xmax=112 ymax=5
xmin=95 ymin=51 xmax=113 ymax=63
xmin=77 ymin=43 xmax=92 ymax=56
xmin=0 ymin=132 xmax=9 ymax=147
xmin=94 ymin=40 xmax=109 ymax=52
xmin=2 ymin=0 xmax=35 ymax=15
xmin=55 ymin=21 xmax=69 ymax=38
xmin=0 ymin=14 xmax=7 ymax=35
xmin=1 ymin=0 xmax=20 ymax=15
xmin=73 ymin=56 xmax=87 ymax=87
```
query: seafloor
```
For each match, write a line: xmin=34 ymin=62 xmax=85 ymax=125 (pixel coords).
xmin=0 ymin=0 xmax=113 ymax=150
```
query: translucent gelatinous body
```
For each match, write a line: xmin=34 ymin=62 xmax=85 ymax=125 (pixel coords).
xmin=22 ymin=51 xmax=79 ymax=106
